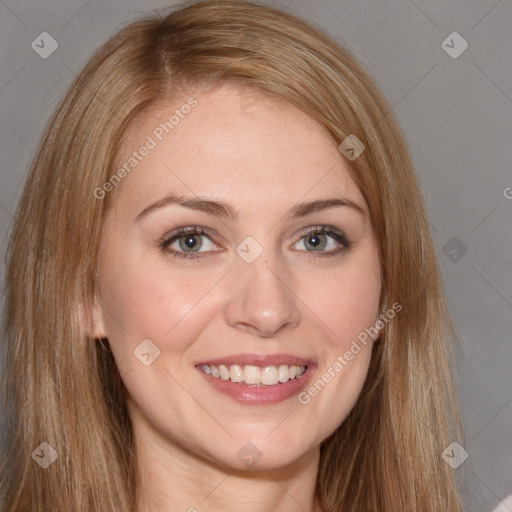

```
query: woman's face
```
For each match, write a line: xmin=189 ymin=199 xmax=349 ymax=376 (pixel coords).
xmin=93 ymin=84 xmax=381 ymax=470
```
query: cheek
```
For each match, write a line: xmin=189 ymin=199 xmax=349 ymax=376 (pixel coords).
xmin=292 ymin=248 xmax=381 ymax=428
xmin=300 ymin=253 xmax=381 ymax=348
xmin=96 ymin=248 xmax=223 ymax=368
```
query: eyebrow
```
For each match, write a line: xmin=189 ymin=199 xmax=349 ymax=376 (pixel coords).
xmin=135 ymin=193 xmax=367 ymax=223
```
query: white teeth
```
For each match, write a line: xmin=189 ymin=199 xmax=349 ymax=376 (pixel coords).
xmin=261 ymin=366 xmax=279 ymax=385
xmin=199 ymin=363 xmax=307 ymax=385
xmin=230 ymin=364 xmax=244 ymax=382
xmin=244 ymin=365 xmax=261 ymax=384
xmin=219 ymin=364 xmax=230 ymax=380
xmin=277 ymin=365 xmax=289 ymax=383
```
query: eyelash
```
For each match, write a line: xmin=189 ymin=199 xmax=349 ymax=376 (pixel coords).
xmin=159 ymin=225 xmax=352 ymax=260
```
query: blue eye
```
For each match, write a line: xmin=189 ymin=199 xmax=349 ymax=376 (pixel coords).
xmin=160 ymin=225 xmax=351 ymax=260
xmin=160 ymin=226 xmax=219 ymax=259
xmin=293 ymin=226 xmax=351 ymax=257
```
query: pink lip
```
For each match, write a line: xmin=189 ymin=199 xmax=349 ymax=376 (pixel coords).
xmin=195 ymin=353 xmax=314 ymax=367
xmin=195 ymin=354 xmax=316 ymax=405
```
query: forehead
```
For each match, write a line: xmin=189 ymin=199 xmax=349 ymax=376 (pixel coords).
xmin=108 ymin=84 xmax=368 ymax=219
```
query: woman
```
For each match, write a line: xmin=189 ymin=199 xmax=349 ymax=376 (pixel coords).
xmin=0 ymin=1 xmax=463 ymax=510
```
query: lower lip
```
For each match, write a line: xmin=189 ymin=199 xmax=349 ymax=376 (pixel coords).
xmin=196 ymin=366 xmax=315 ymax=405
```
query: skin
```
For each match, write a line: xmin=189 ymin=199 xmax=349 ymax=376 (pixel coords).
xmin=90 ymin=84 xmax=382 ymax=512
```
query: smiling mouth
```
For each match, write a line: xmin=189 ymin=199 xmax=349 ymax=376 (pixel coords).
xmin=198 ymin=363 xmax=307 ymax=386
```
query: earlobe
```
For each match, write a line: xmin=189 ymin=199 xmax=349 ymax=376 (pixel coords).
xmin=78 ymin=298 xmax=107 ymax=339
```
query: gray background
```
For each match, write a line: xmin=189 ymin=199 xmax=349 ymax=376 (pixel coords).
xmin=1 ymin=0 xmax=511 ymax=510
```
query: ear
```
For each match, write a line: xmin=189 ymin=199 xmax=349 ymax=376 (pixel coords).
xmin=78 ymin=297 xmax=107 ymax=339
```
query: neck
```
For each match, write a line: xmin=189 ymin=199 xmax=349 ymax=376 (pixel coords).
xmin=132 ymin=410 xmax=323 ymax=512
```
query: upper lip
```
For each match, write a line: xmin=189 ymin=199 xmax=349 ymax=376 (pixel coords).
xmin=195 ymin=353 xmax=315 ymax=367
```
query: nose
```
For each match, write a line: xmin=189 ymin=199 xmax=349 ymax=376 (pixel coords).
xmin=223 ymin=254 xmax=301 ymax=338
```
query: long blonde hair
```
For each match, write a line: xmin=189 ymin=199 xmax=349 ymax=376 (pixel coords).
xmin=1 ymin=1 xmax=463 ymax=510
